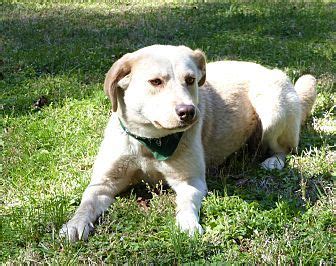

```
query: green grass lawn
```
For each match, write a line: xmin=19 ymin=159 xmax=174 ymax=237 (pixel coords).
xmin=1 ymin=0 xmax=335 ymax=264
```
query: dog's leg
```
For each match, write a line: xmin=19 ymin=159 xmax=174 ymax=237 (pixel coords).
xmin=60 ymin=175 xmax=134 ymax=241
xmin=60 ymin=126 xmax=137 ymax=242
xmin=60 ymin=173 xmax=134 ymax=242
xmin=260 ymin=133 xmax=287 ymax=170
xmin=261 ymin=113 xmax=300 ymax=170
xmin=168 ymin=177 xmax=208 ymax=236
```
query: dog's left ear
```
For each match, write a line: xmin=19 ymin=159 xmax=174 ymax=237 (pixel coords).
xmin=104 ymin=53 xmax=133 ymax=112
xmin=193 ymin=49 xmax=206 ymax=86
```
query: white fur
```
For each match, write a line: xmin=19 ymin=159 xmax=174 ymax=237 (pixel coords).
xmin=60 ymin=45 xmax=316 ymax=241
xmin=169 ymin=177 xmax=207 ymax=236
xmin=261 ymin=153 xmax=286 ymax=170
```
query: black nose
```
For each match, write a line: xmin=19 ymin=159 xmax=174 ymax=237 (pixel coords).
xmin=175 ymin=104 xmax=196 ymax=123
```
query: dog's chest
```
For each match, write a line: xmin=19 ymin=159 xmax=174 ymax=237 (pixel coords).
xmin=129 ymin=138 xmax=165 ymax=178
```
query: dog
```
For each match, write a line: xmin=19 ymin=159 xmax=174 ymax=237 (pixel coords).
xmin=60 ymin=45 xmax=316 ymax=241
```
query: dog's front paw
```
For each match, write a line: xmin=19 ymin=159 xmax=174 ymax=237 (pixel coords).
xmin=261 ymin=156 xmax=285 ymax=170
xmin=176 ymin=211 xmax=203 ymax=236
xmin=59 ymin=218 xmax=94 ymax=242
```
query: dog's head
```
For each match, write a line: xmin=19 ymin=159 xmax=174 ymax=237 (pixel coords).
xmin=104 ymin=45 xmax=206 ymax=138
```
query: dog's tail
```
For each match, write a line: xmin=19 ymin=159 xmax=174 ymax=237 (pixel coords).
xmin=294 ymin=75 xmax=317 ymax=123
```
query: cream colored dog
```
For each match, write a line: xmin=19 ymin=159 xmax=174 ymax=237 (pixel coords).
xmin=60 ymin=45 xmax=316 ymax=241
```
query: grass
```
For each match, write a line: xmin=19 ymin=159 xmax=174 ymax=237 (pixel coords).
xmin=1 ymin=0 xmax=335 ymax=264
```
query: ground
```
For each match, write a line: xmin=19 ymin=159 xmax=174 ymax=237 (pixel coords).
xmin=1 ymin=1 xmax=335 ymax=264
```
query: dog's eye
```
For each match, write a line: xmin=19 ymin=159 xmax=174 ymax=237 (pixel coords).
xmin=185 ymin=76 xmax=195 ymax=85
xmin=149 ymin=79 xmax=162 ymax=86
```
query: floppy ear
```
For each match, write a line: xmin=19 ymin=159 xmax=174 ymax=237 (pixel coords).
xmin=193 ymin=49 xmax=206 ymax=86
xmin=104 ymin=53 xmax=133 ymax=112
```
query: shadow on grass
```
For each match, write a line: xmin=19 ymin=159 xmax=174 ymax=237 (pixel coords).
xmin=2 ymin=1 xmax=335 ymax=116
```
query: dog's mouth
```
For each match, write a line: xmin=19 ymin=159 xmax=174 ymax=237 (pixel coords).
xmin=152 ymin=119 xmax=197 ymax=131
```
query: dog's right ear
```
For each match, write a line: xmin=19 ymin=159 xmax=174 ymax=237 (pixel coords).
xmin=104 ymin=53 xmax=133 ymax=112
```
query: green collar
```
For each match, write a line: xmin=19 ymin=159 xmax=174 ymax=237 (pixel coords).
xmin=119 ymin=119 xmax=183 ymax=161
